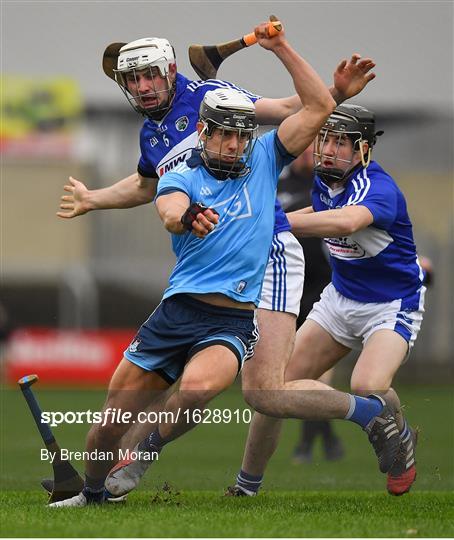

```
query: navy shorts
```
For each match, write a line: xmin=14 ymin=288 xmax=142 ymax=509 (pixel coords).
xmin=124 ymin=294 xmax=259 ymax=383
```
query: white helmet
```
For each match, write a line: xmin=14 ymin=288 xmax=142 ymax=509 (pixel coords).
xmin=115 ymin=38 xmax=175 ymax=78
xmin=113 ymin=37 xmax=177 ymax=119
xmin=198 ymin=89 xmax=258 ymax=179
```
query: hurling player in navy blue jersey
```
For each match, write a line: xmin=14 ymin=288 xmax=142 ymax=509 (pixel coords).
xmin=230 ymin=104 xmax=424 ymax=497
xmin=55 ymin=25 xmax=376 ymax=467
xmin=50 ymin=25 xmax=401 ymax=508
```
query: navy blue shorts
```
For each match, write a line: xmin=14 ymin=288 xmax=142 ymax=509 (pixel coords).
xmin=124 ymin=294 xmax=259 ymax=383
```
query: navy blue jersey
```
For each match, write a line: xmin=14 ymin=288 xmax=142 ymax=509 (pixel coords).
xmin=156 ymin=130 xmax=293 ymax=305
xmin=312 ymin=161 xmax=424 ymax=304
xmin=138 ymin=72 xmax=290 ymax=234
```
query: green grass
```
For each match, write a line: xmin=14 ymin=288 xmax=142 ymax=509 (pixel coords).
xmin=1 ymin=491 xmax=453 ymax=537
xmin=1 ymin=384 xmax=453 ymax=537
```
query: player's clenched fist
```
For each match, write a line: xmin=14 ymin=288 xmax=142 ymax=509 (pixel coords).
xmin=181 ymin=202 xmax=219 ymax=238
xmin=57 ymin=176 xmax=91 ymax=219
xmin=254 ymin=15 xmax=286 ymax=51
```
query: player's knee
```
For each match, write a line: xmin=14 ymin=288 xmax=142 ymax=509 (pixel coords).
xmin=243 ymin=389 xmax=282 ymax=416
xmin=178 ymin=378 xmax=220 ymax=405
xmin=350 ymin=375 xmax=391 ymax=396
xmin=242 ymin=368 xmax=284 ymax=393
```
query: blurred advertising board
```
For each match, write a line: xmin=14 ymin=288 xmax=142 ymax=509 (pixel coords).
xmin=1 ymin=75 xmax=82 ymax=158
xmin=3 ymin=328 xmax=135 ymax=385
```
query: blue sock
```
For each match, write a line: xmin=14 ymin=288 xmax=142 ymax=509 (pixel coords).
xmin=236 ymin=470 xmax=263 ymax=494
xmin=344 ymin=394 xmax=384 ymax=428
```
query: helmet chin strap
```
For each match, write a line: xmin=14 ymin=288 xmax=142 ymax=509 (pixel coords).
xmin=314 ymin=166 xmax=347 ymax=185
xmin=201 ymin=152 xmax=248 ymax=180
xmin=360 ymin=141 xmax=372 ymax=167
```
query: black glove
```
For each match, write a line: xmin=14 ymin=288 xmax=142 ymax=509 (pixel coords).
xmin=181 ymin=202 xmax=219 ymax=231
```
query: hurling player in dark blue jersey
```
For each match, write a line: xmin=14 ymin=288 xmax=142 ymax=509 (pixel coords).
xmin=232 ymin=105 xmax=424 ymax=497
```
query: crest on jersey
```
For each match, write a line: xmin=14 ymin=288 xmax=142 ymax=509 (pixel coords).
xmin=210 ymin=186 xmax=253 ymax=233
xmin=128 ymin=338 xmax=141 ymax=353
xmin=175 ymin=116 xmax=189 ymax=132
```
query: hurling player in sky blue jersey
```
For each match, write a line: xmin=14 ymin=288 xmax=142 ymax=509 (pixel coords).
xmin=51 ymin=24 xmax=400 ymax=507
xmin=232 ymin=104 xmax=424 ymax=498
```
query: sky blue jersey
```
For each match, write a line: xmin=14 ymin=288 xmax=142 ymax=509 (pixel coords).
xmin=312 ymin=161 xmax=424 ymax=305
xmin=156 ymin=130 xmax=294 ymax=305
xmin=137 ymin=73 xmax=290 ymax=234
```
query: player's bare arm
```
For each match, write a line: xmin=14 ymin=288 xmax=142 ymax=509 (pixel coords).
xmin=287 ymin=205 xmax=314 ymax=216
xmin=288 ymin=204 xmax=373 ymax=237
xmin=57 ymin=173 xmax=157 ymax=219
xmin=254 ymin=20 xmax=335 ymax=156
xmin=254 ymin=54 xmax=375 ymax=124
xmin=156 ymin=192 xmax=219 ymax=238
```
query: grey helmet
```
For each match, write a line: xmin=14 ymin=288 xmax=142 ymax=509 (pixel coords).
xmin=198 ymin=88 xmax=258 ymax=179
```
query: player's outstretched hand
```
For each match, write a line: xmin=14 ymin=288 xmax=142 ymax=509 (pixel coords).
xmin=57 ymin=177 xmax=91 ymax=219
xmin=333 ymin=54 xmax=376 ymax=101
xmin=191 ymin=208 xmax=219 ymax=239
xmin=254 ymin=15 xmax=286 ymax=51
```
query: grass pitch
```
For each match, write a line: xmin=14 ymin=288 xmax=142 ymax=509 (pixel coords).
xmin=1 ymin=384 xmax=453 ymax=537
xmin=1 ymin=491 xmax=453 ymax=537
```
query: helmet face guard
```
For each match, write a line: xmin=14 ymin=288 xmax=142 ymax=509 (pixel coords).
xmin=113 ymin=38 xmax=176 ymax=119
xmin=314 ymin=128 xmax=369 ymax=183
xmin=115 ymin=64 xmax=175 ymax=119
xmin=198 ymin=90 xmax=258 ymax=179
xmin=199 ymin=123 xmax=257 ymax=178
xmin=314 ymin=104 xmax=383 ymax=184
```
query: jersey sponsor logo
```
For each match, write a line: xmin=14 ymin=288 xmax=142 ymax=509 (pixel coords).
xmin=158 ymin=149 xmax=192 ymax=176
xmin=175 ymin=116 xmax=189 ymax=132
xmin=200 ymin=186 xmax=212 ymax=196
xmin=324 ymin=237 xmax=366 ymax=259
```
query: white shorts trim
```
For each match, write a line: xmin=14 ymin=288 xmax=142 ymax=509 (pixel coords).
xmin=307 ymin=283 xmax=425 ymax=352
xmin=258 ymin=231 xmax=304 ymax=316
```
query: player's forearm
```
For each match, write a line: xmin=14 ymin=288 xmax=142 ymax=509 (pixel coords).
xmin=286 ymin=206 xmax=314 ymax=218
xmin=155 ymin=197 xmax=188 ymax=235
xmin=256 ymin=81 xmax=350 ymax=125
xmin=288 ymin=208 xmax=365 ymax=238
xmin=271 ymin=42 xmax=335 ymax=114
xmin=87 ymin=174 xmax=156 ymax=210
xmin=328 ymin=86 xmax=345 ymax=106
xmin=255 ymin=95 xmax=301 ymax=124
xmin=161 ymin=215 xmax=186 ymax=234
